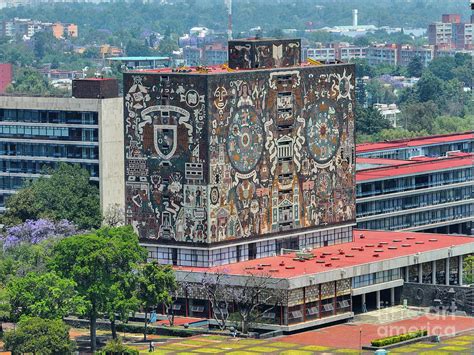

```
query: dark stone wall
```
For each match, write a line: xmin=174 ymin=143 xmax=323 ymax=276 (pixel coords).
xmin=401 ymin=282 xmax=474 ymax=315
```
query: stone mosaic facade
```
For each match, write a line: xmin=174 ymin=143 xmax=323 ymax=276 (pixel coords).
xmin=124 ymin=62 xmax=355 ymax=246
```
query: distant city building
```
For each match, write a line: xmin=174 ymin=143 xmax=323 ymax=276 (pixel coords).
xmin=0 ymin=78 xmax=124 ymax=212
xmin=0 ymin=63 xmax=12 ymax=94
xmin=106 ymin=56 xmax=171 ymax=70
xmin=51 ymin=22 xmax=78 ymax=39
xmin=1 ymin=18 xmax=43 ymax=38
xmin=38 ymin=68 xmax=84 ymax=81
xmin=0 ymin=18 xmax=78 ymax=40
xmin=367 ymin=44 xmax=438 ymax=67
xmin=100 ymin=44 xmax=123 ymax=58
xmin=303 ymin=43 xmax=368 ymax=63
xmin=202 ymin=43 xmax=228 ymax=65
xmin=183 ymin=46 xmax=202 ymax=66
xmin=373 ymin=103 xmax=401 ymax=128
xmin=367 ymin=44 xmax=398 ymax=66
xmin=183 ymin=43 xmax=228 ymax=66
xmin=303 ymin=46 xmax=336 ymax=62
xmin=398 ymin=45 xmax=435 ymax=67
xmin=428 ymin=14 xmax=473 ymax=50
xmin=337 ymin=44 xmax=368 ymax=61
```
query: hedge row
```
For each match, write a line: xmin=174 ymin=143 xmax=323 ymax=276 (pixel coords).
xmin=371 ymin=330 xmax=428 ymax=347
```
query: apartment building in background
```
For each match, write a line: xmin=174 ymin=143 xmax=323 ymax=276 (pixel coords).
xmin=0 ymin=78 xmax=124 ymax=212
xmin=428 ymin=13 xmax=473 ymax=50
xmin=1 ymin=18 xmax=78 ymax=39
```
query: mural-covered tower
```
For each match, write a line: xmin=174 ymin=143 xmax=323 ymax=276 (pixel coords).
xmin=124 ymin=38 xmax=356 ymax=267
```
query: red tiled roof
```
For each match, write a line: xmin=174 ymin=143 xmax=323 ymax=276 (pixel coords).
xmin=176 ymin=229 xmax=474 ymax=279
xmin=356 ymin=132 xmax=474 ymax=153
xmin=356 ymin=154 xmax=474 ymax=182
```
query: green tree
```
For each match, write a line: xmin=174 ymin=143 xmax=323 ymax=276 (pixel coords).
xmin=407 ymin=56 xmax=423 ymax=78
xmin=7 ymin=271 xmax=85 ymax=321
xmin=463 ymin=255 xmax=474 ymax=285
xmin=352 ymin=58 xmax=375 ymax=78
xmin=355 ymin=106 xmax=392 ymax=135
xmin=126 ymin=39 xmax=153 ymax=56
xmin=415 ymin=71 xmax=444 ymax=103
xmin=6 ymin=67 xmax=60 ymax=96
xmin=137 ymin=261 xmax=176 ymax=341
xmin=401 ymin=100 xmax=439 ymax=132
xmin=428 ymin=56 xmax=456 ymax=81
xmin=49 ymin=226 xmax=146 ymax=352
xmin=158 ymin=36 xmax=179 ymax=56
xmin=1 ymin=163 xmax=101 ymax=230
xmin=32 ymin=31 xmax=58 ymax=60
xmin=3 ymin=317 xmax=75 ymax=354
xmin=97 ymin=337 xmax=139 ymax=354
xmin=432 ymin=115 xmax=474 ymax=135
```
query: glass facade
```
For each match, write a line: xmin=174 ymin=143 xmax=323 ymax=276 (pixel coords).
xmin=147 ymin=225 xmax=353 ymax=267
xmin=356 ymin=166 xmax=474 ymax=234
xmin=357 ymin=167 xmax=473 ymax=198
xmin=0 ymin=108 xmax=100 ymax=209
xmin=358 ymin=203 xmax=473 ymax=231
xmin=352 ymin=269 xmax=401 ymax=288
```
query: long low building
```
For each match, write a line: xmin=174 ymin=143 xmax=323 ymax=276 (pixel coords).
xmin=356 ymin=132 xmax=474 ymax=160
xmin=172 ymin=229 xmax=474 ymax=331
xmin=356 ymin=153 xmax=474 ymax=235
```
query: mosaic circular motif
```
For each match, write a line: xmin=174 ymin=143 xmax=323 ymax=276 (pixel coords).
xmin=306 ymin=100 xmax=341 ymax=164
xmin=227 ymin=107 xmax=264 ymax=174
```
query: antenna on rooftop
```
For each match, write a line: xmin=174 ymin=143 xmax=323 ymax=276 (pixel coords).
xmin=225 ymin=0 xmax=233 ymax=40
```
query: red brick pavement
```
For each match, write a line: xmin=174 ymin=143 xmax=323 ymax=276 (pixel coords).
xmin=279 ymin=315 xmax=474 ymax=349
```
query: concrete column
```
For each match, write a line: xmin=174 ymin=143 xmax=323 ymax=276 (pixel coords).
xmin=405 ymin=267 xmax=409 ymax=282
xmin=361 ymin=293 xmax=366 ymax=306
xmin=390 ymin=288 xmax=395 ymax=306
xmin=445 ymin=257 xmax=450 ymax=286
xmin=459 ymin=255 xmax=463 ymax=286
xmin=376 ymin=290 xmax=381 ymax=309
xmin=418 ymin=263 xmax=423 ymax=284
xmin=432 ymin=260 xmax=436 ymax=285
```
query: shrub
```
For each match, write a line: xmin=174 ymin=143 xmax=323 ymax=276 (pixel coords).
xmin=3 ymin=317 xmax=76 ymax=353
xmin=371 ymin=330 xmax=427 ymax=347
xmin=96 ymin=337 xmax=139 ymax=355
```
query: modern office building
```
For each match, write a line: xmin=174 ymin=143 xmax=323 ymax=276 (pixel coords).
xmin=124 ymin=38 xmax=474 ymax=331
xmin=356 ymin=132 xmax=474 ymax=160
xmin=0 ymin=78 xmax=124 ymax=212
xmin=356 ymin=153 xmax=473 ymax=235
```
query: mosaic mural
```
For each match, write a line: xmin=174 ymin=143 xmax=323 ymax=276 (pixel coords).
xmin=124 ymin=63 xmax=356 ymax=244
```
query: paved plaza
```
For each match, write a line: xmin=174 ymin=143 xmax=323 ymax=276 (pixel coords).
xmin=133 ymin=332 xmax=474 ymax=354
